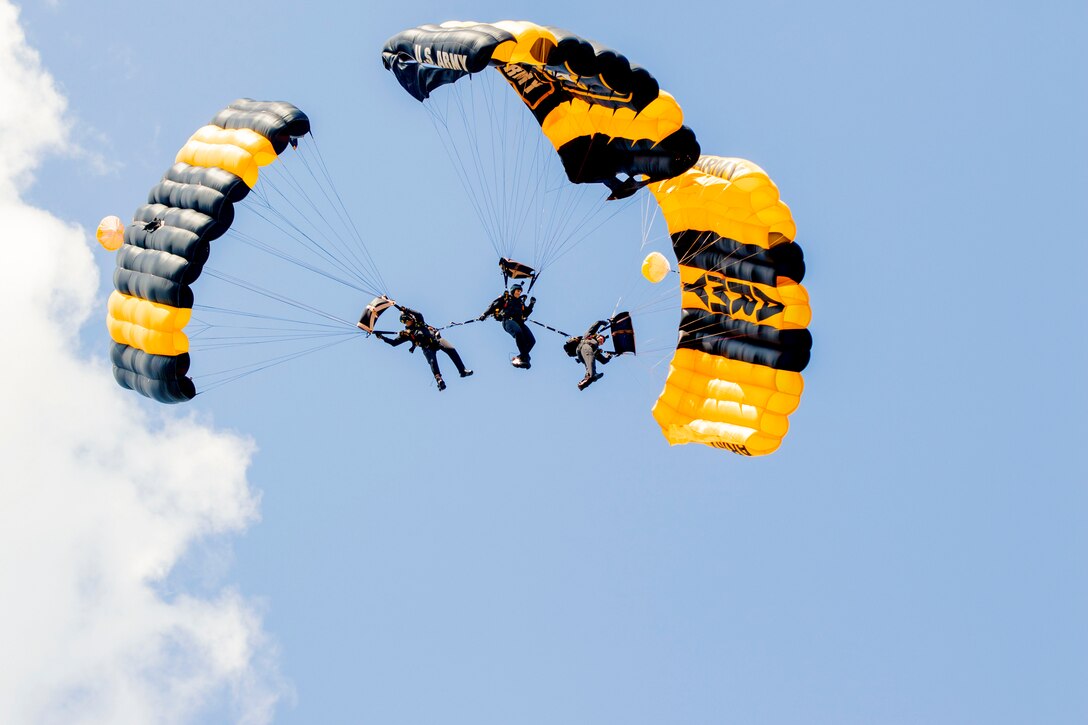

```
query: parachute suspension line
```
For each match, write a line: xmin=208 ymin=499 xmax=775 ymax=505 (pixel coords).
xmin=191 ymin=304 xmax=348 ymax=331
xmin=244 ymin=179 xmax=380 ymax=294
xmin=452 ymin=76 xmax=505 ymax=256
xmin=232 ymin=199 xmax=383 ymax=300
xmin=226 ymin=226 xmax=371 ymax=294
xmin=639 ymin=193 xmax=668 ymax=251
xmin=422 ymin=69 xmax=637 ymax=277
xmin=501 ymin=82 xmax=537 ymax=259
xmin=189 ymin=327 xmax=355 ymax=352
xmin=249 ymin=163 xmax=368 ymax=284
xmin=536 ymin=193 xmax=640 ymax=272
xmin=202 ymin=267 xmax=359 ymax=330
xmin=283 ymin=138 xmax=382 ymax=288
xmin=293 ymin=134 xmax=391 ymax=293
xmin=425 ymin=86 xmax=504 ymax=259
xmin=521 ymin=130 xmax=552 ymax=266
xmin=500 ymin=79 xmax=551 ymax=261
xmin=484 ymin=68 xmax=523 ymax=255
xmin=487 ymin=73 xmax=559 ymax=270
xmin=472 ymin=70 xmax=522 ymax=260
xmin=194 ymin=333 xmax=362 ymax=395
xmin=425 ymin=71 xmax=557 ymax=269
xmin=622 ymin=295 xmax=680 ymax=317
xmin=531 ymin=154 xmax=585 ymax=271
xmin=488 ymin=70 xmax=509 ymax=248
xmin=421 ymin=70 xmax=649 ymax=282
xmin=252 ymin=153 xmax=386 ymax=295
xmin=461 ymin=74 xmax=506 ymax=256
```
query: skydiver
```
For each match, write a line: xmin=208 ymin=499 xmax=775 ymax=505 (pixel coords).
xmin=571 ymin=320 xmax=614 ymax=390
xmin=478 ymin=283 xmax=536 ymax=369
xmin=375 ymin=308 xmax=472 ymax=391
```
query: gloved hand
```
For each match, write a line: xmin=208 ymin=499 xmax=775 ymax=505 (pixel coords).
xmin=477 ymin=314 xmax=487 ymax=321
xmin=529 ymin=297 xmax=536 ymax=304
xmin=409 ymin=345 xmax=416 ymax=353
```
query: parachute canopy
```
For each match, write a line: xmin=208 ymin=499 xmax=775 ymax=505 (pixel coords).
xmin=649 ymin=156 xmax=811 ymax=456
xmin=382 ymin=21 xmax=700 ymax=194
xmin=641 ymin=251 xmax=670 ymax=283
xmin=106 ymin=99 xmax=311 ymax=404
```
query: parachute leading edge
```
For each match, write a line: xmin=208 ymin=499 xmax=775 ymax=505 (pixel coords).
xmin=107 ymin=99 xmax=311 ymax=404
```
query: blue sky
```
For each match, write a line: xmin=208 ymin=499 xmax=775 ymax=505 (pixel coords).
xmin=2 ymin=1 xmax=1086 ymax=723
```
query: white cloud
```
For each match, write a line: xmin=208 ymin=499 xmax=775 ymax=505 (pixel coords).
xmin=0 ymin=3 xmax=287 ymax=723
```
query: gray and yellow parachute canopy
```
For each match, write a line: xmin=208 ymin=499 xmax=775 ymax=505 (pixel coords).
xmin=106 ymin=99 xmax=311 ymax=403
xmin=382 ymin=20 xmax=700 ymax=194
xmin=649 ymin=157 xmax=812 ymax=456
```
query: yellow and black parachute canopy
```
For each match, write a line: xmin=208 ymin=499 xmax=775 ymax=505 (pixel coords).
xmin=649 ymin=156 xmax=811 ymax=456
xmin=382 ymin=21 xmax=700 ymax=192
xmin=106 ymin=99 xmax=311 ymax=404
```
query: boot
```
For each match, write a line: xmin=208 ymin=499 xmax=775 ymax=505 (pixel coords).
xmin=578 ymin=372 xmax=604 ymax=390
xmin=460 ymin=369 xmax=474 ymax=378
xmin=435 ymin=376 xmax=447 ymax=391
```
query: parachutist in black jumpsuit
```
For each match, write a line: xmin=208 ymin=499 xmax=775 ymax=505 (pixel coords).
xmin=576 ymin=320 xmax=613 ymax=390
xmin=376 ymin=310 xmax=472 ymax=391
xmin=478 ymin=284 xmax=536 ymax=369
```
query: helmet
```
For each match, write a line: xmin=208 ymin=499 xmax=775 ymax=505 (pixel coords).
xmin=400 ymin=312 xmax=415 ymax=324
xmin=510 ymin=283 xmax=524 ymax=293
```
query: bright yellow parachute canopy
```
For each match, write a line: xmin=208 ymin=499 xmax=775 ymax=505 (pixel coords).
xmin=641 ymin=251 xmax=671 ymax=283
xmin=96 ymin=215 xmax=124 ymax=251
xmin=649 ymin=156 xmax=811 ymax=456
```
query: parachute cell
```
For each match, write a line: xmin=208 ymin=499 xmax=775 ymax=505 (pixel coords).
xmin=107 ymin=99 xmax=311 ymax=403
xmin=649 ymin=156 xmax=811 ymax=456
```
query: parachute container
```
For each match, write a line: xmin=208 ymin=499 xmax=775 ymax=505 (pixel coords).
xmin=649 ymin=156 xmax=811 ymax=456
xmin=107 ymin=99 xmax=311 ymax=404
xmin=641 ymin=251 xmax=670 ymax=283
xmin=357 ymin=295 xmax=396 ymax=333
xmin=96 ymin=215 xmax=125 ymax=251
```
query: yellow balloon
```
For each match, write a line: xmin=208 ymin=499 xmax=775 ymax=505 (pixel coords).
xmin=641 ymin=251 xmax=670 ymax=283
xmin=96 ymin=215 xmax=124 ymax=251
